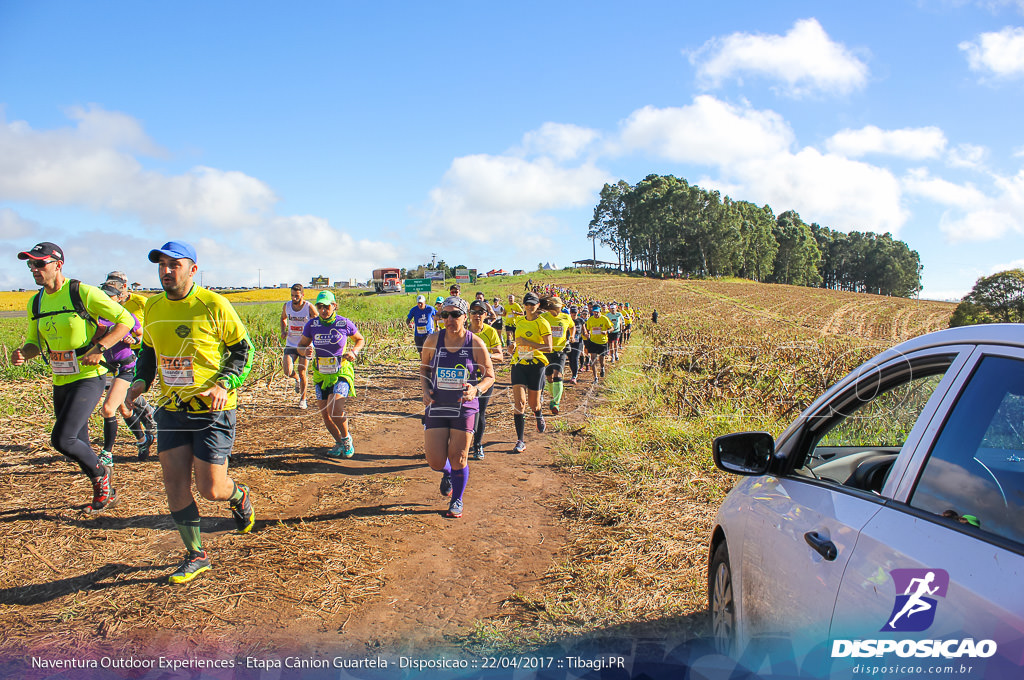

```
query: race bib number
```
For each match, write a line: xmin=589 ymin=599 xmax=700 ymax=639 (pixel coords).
xmin=49 ymin=350 xmax=80 ymax=375
xmin=287 ymin=324 xmax=304 ymax=342
xmin=160 ymin=356 xmax=194 ymax=386
xmin=435 ymin=366 xmax=468 ymax=390
xmin=416 ymin=325 xmax=428 ymax=334
xmin=552 ymin=327 xmax=564 ymax=338
xmin=517 ymin=349 xmax=535 ymax=361
xmin=591 ymin=329 xmax=605 ymax=337
xmin=318 ymin=356 xmax=341 ymax=374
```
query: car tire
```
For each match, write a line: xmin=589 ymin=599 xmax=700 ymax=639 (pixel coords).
xmin=709 ymin=540 xmax=735 ymax=655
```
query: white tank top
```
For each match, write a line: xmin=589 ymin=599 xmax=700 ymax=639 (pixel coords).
xmin=284 ymin=300 xmax=314 ymax=347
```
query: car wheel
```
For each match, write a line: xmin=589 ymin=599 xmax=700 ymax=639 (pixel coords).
xmin=709 ymin=541 xmax=735 ymax=654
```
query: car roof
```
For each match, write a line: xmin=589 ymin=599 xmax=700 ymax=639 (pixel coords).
xmin=881 ymin=323 xmax=1024 ymax=360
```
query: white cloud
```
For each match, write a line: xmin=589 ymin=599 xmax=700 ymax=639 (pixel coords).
xmin=825 ymin=125 xmax=947 ymax=159
xmin=0 ymin=107 xmax=394 ymax=284
xmin=947 ymin=143 xmax=988 ymax=168
xmin=732 ymin=148 xmax=907 ymax=234
xmin=931 ymin=170 xmax=1024 ymax=241
xmin=618 ymin=96 xmax=794 ymax=164
xmin=959 ymin=26 xmax=1024 ymax=77
xmin=517 ymin=123 xmax=599 ymax=161
xmin=902 ymin=168 xmax=988 ymax=208
xmin=424 ymin=154 xmax=610 ymax=248
xmin=0 ymin=207 xmax=38 ymax=239
xmin=689 ymin=18 xmax=869 ymax=97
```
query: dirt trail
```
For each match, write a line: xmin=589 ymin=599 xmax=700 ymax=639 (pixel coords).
xmin=0 ymin=351 xmax=604 ymax=660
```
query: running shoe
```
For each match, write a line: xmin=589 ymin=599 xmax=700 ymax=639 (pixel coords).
xmin=469 ymin=445 xmax=485 ymax=460
xmin=440 ymin=471 xmax=452 ymax=497
xmin=512 ymin=440 xmax=526 ymax=454
xmin=136 ymin=432 xmax=155 ymax=460
xmin=86 ymin=465 xmax=117 ymax=513
xmin=536 ymin=415 xmax=547 ymax=433
xmin=601 ymin=368 xmax=606 ymax=378
xmin=298 ymin=398 xmax=308 ymax=410
xmin=168 ymin=550 xmax=212 ymax=584
xmin=341 ymin=438 xmax=355 ymax=459
xmin=293 ymin=377 xmax=300 ymax=393
xmin=569 ymin=376 xmax=577 ymax=385
xmin=444 ymin=498 xmax=463 ymax=519
xmin=550 ymin=403 xmax=559 ymax=415
xmin=97 ymin=449 xmax=113 ymax=467
xmin=230 ymin=483 xmax=255 ymax=534
xmin=324 ymin=443 xmax=343 ymax=458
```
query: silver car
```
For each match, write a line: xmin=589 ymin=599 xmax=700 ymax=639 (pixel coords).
xmin=708 ymin=324 xmax=1024 ymax=677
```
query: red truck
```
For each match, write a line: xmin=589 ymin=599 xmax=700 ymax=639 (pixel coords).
xmin=371 ymin=267 xmax=402 ymax=293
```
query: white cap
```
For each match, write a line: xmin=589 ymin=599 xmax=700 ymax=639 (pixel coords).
xmin=416 ymin=295 xmax=426 ymax=302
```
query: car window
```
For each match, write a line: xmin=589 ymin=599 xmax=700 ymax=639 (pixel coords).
xmin=802 ymin=368 xmax=948 ymax=492
xmin=910 ymin=356 xmax=1024 ymax=547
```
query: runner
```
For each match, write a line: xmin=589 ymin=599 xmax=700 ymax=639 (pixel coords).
xmin=567 ymin=305 xmax=585 ymax=385
xmin=125 ymin=240 xmax=255 ymax=584
xmin=297 ymin=290 xmax=365 ymax=458
xmin=540 ymin=296 xmax=574 ymax=415
xmin=490 ymin=296 xmax=505 ymax=333
xmin=606 ymin=303 xmax=625 ymax=362
xmin=406 ymin=294 xmax=437 ymax=357
xmin=504 ymin=294 xmax=523 ymax=347
xmin=281 ymin=284 xmax=316 ymax=409
xmin=102 ymin=273 xmax=156 ymax=438
xmin=622 ymin=302 xmax=634 ymax=342
xmin=584 ymin=304 xmax=613 ymax=382
xmin=467 ymin=299 xmax=503 ymax=460
xmin=448 ymin=283 xmax=462 ymax=299
xmin=95 ymin=281 xmax=154 ymax=464
xmin=420 ymin=296 xmax=495 ymax=518
xmin=434 ymin=295 xmax=444 ymax=313
xmin=11 ymin=242 xmax=133 ymax=513
xmin=509 ymin=292 xmax=552 ymax=453
xmin=473 ymin=291 xmax=496 ymax=324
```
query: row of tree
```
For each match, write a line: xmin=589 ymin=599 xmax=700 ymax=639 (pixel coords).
xmin=588 ymin=174 xmax=923 ymax=297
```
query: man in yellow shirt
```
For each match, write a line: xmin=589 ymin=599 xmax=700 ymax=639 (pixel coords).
xmin=540 ymin=296 xmax=574 ymax=414
xmin=126 ymin=240 xmax=255 ymax=585
xmin=509 ymin=292 xmax=552 ymax=453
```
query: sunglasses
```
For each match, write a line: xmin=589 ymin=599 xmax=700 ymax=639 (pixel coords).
xmin=470 ymin=309 xmax=486 ymax=314
xmin=439 ymin=310 xmax=465 ymax=319
xmin=26 ymin=259 xmax=55 ymax=269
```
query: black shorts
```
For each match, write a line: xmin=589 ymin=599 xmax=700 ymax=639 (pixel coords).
xmin=544 ymin=351 xmax=566 ymax=375
xmin=510 ymin=362 xmax=546 ymax=391
xmin=110 ymin=360 xmax=137 ymax=382
xmin=505 ymin=324 xmax=516 ymax=334
xmin=490 ymin=318 xmax=503 ymax=331
xmin=155 ymin=408 xmax=237 ymax=465
xmin=608 ymin=331 xmax=621 ymax=343
xmin=584 ymin=340 xmax=607 ymax=356
xmin=414 ymin=334 xmax=428 ymax=353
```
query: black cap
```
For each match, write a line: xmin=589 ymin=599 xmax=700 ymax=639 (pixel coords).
xmin=469 ymin=300 xmax=488 ymax=312
xmin=18 ymin=242 xmax=64 ymax=262
xmin=523 ymin=292 xmax=540 ymax=304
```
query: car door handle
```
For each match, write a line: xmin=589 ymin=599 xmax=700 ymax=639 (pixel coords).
xmin=804 ymin=532 xmax=838 ymax=561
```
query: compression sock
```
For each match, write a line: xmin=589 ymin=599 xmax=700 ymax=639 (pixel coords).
xmin=228 ymin=481 xmax=244 ymax=505
xmin=102 ymin=416 xmax=118 ymax=452
xmin=443 ymin=458 xmax=452 ymax=473
xmin=170 ymin=502 xmax=203 ymax=553
xmin=450 ymin=467 xmax=468 ymax=502
xmin=514 ymin=413 xmax=525 ymax=441
xmin=123 ymin=409 xmax=145 ymax=440
xmin=551 ymin=379 xmax=564 ymax=407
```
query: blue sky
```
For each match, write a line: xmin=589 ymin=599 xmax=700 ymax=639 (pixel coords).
xmin=3 ymin=1 xmax=1024 ymax=299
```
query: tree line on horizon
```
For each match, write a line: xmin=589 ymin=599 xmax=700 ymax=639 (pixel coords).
xmin=588 ymin=174 xmax=923 ymax=298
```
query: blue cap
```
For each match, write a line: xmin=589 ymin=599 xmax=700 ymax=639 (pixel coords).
xmin=148 ymin=240 xmax=197 ymax=263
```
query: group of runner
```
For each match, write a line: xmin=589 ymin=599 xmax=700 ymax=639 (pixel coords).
xmin=13 ymin=240 xmax=638 ymax=582
xmin=407 ymin=282 xmax=639 ymax=518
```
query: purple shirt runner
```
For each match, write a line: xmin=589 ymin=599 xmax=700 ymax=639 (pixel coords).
xmin=98 ymin=311 xmax=141 ymax=367
xmin=427 ymin=329 xmax=478 ymax=417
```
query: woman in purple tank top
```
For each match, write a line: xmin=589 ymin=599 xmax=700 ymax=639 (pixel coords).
xmin=420 ymin=296 xmax=495 ymax=518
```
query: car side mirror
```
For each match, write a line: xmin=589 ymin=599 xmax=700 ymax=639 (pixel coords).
xmin=713 ymin=432 xmax=774 ymax=475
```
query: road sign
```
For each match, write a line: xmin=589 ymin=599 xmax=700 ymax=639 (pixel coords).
xmin=404 ymin=278 xmax=432 ymax=293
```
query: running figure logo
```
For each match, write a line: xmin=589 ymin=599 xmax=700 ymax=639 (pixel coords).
xmin=882 ymin=568 xmax=949 ymax=632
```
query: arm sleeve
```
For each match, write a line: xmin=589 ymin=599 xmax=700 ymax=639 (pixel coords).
xmin=216 ymin=337 xmax=250 ymax=389
xmin=135 ymin=342 xmax=156 ymax=388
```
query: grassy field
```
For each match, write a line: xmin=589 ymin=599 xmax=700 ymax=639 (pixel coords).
xmin=0 ymin=271 xmax=957 ymax=650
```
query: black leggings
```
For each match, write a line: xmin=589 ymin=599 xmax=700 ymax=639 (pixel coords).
xmin=567 ymin=342 xmax=583 ymax=378
xmin=52 ymin=376 xmax=105 ymax=478
xmin=473 ymin=389 xmax=493 ymax=448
